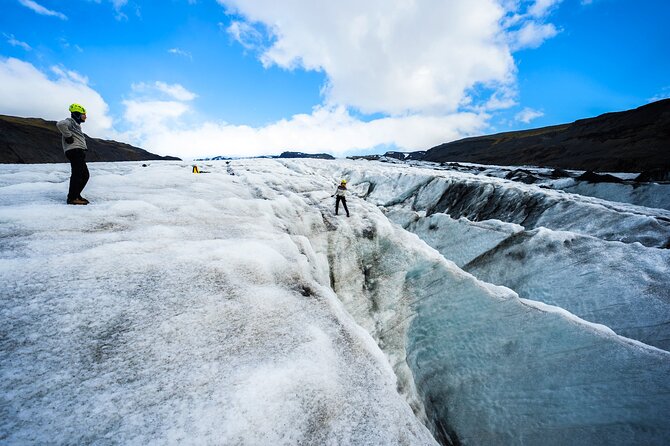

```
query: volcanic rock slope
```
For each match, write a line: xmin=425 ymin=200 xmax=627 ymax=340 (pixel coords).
xmin=419 ymin=98 xmax=670 ymax=172
xmin=0 ymin=115 xmax=180 ymax=163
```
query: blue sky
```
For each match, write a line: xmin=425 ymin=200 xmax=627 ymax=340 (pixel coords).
xmin=1 ymin=0 xmax=669 ymax=159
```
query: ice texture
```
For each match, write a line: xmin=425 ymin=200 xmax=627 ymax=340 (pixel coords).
xmin=320 ymin=161 xmax=670 ymax=351
xmin=406 ymin=261 xmax=670 ymax=445
xmin=0 ymin=162 xmax=436 ymax=445
xmin=394 ymin=159 xmax=670 ymax=211
xmin=2 ymin=159 xmax=669 ymax=446
xmin=562 ymin=181 xmax=670 ymax=211
xmin=306 ymin=159 xmax=670 ymax=444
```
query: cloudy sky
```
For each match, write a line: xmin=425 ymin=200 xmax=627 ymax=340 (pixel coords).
xmin=1 ymin=0 xmax=669 ymax=159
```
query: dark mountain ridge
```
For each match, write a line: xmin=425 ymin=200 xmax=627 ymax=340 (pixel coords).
xmin=0 ymin=115 xmax=180 ymax=163
xmin=416 ymin=99 xmax=670 ymax=172
xmin=196 ymin=151 xmax=335 ymax=161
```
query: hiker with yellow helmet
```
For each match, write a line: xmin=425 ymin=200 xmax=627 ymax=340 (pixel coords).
xmin=56 ymin=103 xmax=90 ymax=205
xmin=332 ymin=179 xmax=350 ymax=217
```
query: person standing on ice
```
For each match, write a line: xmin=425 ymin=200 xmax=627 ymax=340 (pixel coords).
xmin=57 ymin=103 xmax=90 ymax=205
xmin=332 ymin=179 xmax=350 ymax=217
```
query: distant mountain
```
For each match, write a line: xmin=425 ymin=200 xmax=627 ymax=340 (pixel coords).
xmin=415 ymin=99 xmax=670 ymax=173
xmin=0 ymin=115 xmax=181 ymax=163
xmin=196 ymin=155 xmax=232 ymax=161
xmin=197 ymin=151 xmax=335 ymax=161
xmin=277 ymin=151 xmax=335 ymax=160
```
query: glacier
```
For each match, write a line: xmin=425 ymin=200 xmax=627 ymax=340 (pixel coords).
xmin=1 ymin=159 xmax=669 ymax=445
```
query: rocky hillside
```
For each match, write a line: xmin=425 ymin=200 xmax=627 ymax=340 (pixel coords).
xmin=417 ymin=99 xmax=670 ymax=172
xmin=0 ymin=115 xmax=180 ymax=163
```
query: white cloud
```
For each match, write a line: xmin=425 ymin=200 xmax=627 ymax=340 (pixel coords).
xmin=503 ymin=0 xmax=562 ymax=50
xmin=227 ymin=21 xmax=264 ymax=51
xmin=131 ymin=81 xmax=198 ymax=101
xmin=3 ymin=0 xmax=565 ymax=160
xmin=50 ymin=66 xmax=89 ymax=85
xmin=218 ymin=0 xmax=561 ymax=117
xmin=510 ymin=22 xmax=559 ymax=50
xmin=0 ymin=58 xmax=485 ymax=160
xmin=219 ymin=0 xmax=517 ymax=116
xmin=118 ymin=73 xmax=484 ymax=158
xmin=121 ymin=99 xmax=191 ymax=140
xmin=0 ymin=57 xmax=112 ymax=137
xmin=89 ymin=0 xmax=131 ymax=20
xmin=4 ymin=34 xmax=32 ymax=51
xmin=116 ymin=102 xmax=487 ymax=159
xmin=155 ymin=82 xmax=197 ymax=101
xmin=168 ymin=48 xmax=193 ymax=60
xmin=18 ymin=0 xmax=67 ymax=20
xmin=59 ymin=38 xmax=84 ymax=53
xmin=528 ymin=0 xmax=563 ymax=18
xmin=515 ymin=107 xmax=544 ymax=123
xmin=483 ymin=91 xmax=518 ymax=111
xmin=648 ymin=87 xmax=670 ymax=103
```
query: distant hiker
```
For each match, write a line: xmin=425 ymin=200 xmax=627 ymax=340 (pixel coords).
xmin=57 ymin=103 xmax=90 ymax=205
xmin=332 ymin=179 xmax=350 ymax=217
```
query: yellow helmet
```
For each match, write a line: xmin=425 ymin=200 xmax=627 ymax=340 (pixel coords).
xmin=69 ymin=103 xmax=86 ymax=114
xmin=341 ymin=179 xmax=347 ymax=184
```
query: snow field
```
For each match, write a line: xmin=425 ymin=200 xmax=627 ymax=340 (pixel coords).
xmin=2 ymin=158 xmax=669 ymax=445
xmin=0 ymin=161 xmax=437 ymax=445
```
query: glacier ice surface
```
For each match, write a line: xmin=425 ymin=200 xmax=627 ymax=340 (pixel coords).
xmin=1 ymin=159 xmax=669 ymax=446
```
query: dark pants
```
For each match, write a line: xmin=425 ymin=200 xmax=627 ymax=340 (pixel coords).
xmin=335 ymin=196 xmax=349 ymax=216
xmin=65 ymin=149 xmax=89 ymax=201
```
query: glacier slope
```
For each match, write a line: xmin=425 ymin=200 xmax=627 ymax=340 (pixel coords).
xmin=248 ymin=159 xmax=670 ymax=445
xmin=0 ymin=162 xmax=437 ymax=445
xmin=1 ymin=159 xmax=669 ymax=446
xmin=561 ymin=180 xmax=670 ymax=211
xmin=346 ymin=163 xmax=670 ymax=248
xmin=312 ymin=160 xmax=670 ymax=351
xmin=396 ymin=160 xmax=670 ymax=211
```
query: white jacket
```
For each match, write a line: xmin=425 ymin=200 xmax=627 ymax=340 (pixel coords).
xmin=56 ymin=117 xmax=87 ymax=152
xmin=335 ymin=185 xmax=347 ymax=197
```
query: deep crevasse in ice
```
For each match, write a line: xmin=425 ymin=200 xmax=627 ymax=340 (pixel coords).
xmin=0 ymin=161 xmax=437 ymax=445
xmin=292 ymin=159 xmax=670 ymax=444
xmin=1 ymin=159 xmax=669 ymax=445
xmin=322 ymin=160 xmax=670 ymax=351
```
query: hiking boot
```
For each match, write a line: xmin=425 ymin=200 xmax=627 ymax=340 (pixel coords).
xmin=67 ymin=198 xmax=88 ymax=205
xmin=78 ymin=196 xmax=90 ymax=204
